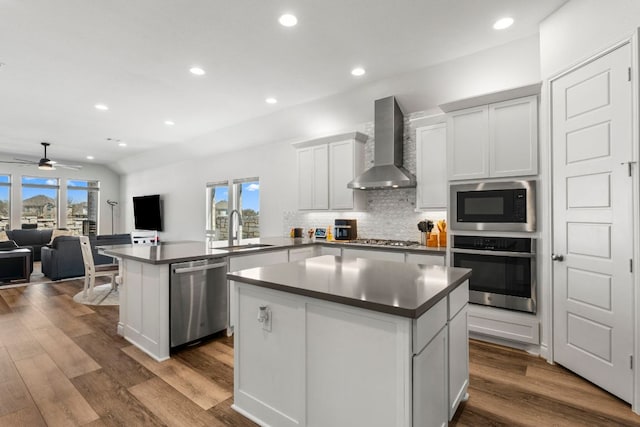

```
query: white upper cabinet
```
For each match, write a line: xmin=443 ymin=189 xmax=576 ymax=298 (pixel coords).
xmin=297 ymin=144 xmax=329 ymax=210
xmin=444 ymin=90 xmax=539 ymax=181
xmin=329 ymin=139 xmax=365 ymax=210
xmin=416 ymin=123 xmax=448 ymax=209
xmin=489 ymin=96 xmax=538 ymax=177
xmin=294 ymin=132 xmax=366 ymax=211
xmin=447 ymin=106 xmax=490 ymax=181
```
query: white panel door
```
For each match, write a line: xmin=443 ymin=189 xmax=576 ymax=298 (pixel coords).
xmin=552 ymin=43 xmax=633 ymax=402
xmin=447 ymin=106 xmax=489 ymax=180
xmin=416 ymin=123 xmax=447 ymax=208
xmin=297 ymin=147 xmax=314 ymax=210
xmin=312 ymin=145 xmax=329 ymax=210
xmin=489 ymin=96 xmax=538 ymax=177
xmin=329 ymin=140 xmax=355 ymax=209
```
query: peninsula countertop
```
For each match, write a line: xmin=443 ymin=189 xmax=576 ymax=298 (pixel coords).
xmin=228 ymin=255 xmax=471 ymax=318
xmin=101 ymin=236 xmax=446 ymax=265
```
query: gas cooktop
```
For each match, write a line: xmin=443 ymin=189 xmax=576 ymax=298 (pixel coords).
xmin=344 ymin=239 xmax=421 ymax=248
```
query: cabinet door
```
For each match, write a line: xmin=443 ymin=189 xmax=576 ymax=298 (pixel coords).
xmin=312 ymin=145 xmax=329 ymax=209
xmin=235 ymin=285 xmax=305 ymax=427
xmin=413 ymin=326 xmax=448 ymax=427
xmin=229 ymin=250 xmax=289 ymax=332
xmin=416 ymin=123 xmax=447 ymax=209
xmin=342 ymin=248 xmax=405 ymax=262
xmin=405 ymin=253 xmax=445 ymax=266
xmin=447 ymin=106 xmax=489 ymax=181
xmin=288 ymin=246 xmax=318 ymax=262
xmin=297 ymin=145 xmax=329 ymax=210
xmin=448 ymin=305 xmax=469 ymax=420
xmin=489 ymin=96 xmax=538 ymax=177
xmin=297 ymin=147 xmax=314 ymax=210
xmin=329 ymin=140 xmax=355 ymax=209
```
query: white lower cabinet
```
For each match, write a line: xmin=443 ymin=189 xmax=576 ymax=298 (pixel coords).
xmin=342 ymin=247 xmax=405 ymax=262
xmin=288 ymin=246 xmax=318 ymax=262
xmin=414 ymin=326 xmax=448 ymax=427
xmin=318 ymin=245 xmax=342 ymax=256
xmin=448 ymin=283 xmax=469 ymax=420
xmin=234 ymin=285 xmax=305 ymax=427
xmin=406 ymin=253 xmax=446 ymax=266
xmin=228 ymin=250 xmax=289 ymax=333
xmin=232 ymin=280 xmax=469 ymax=426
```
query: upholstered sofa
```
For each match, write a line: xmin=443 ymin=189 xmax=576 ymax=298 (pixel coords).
xmin=0 ymin=240 xmax=34 ymax=283
xmin=6 ymin=228 xmax=54 ymax=261
xmin=41 ymin=234 xmax=131 ymax=281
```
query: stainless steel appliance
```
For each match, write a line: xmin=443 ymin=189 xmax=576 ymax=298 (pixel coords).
xmin=345 ymin=238 xmax=420 ymax=247
xmin=334 ymin=219 xmax=358 ymax=240
xmin=170 ymin=257 xmax=228 ymax=348
xmin=347 ymin=96 xmax=416 ymax=189
xmin=451 ymin=235 xmax=536 ymax=313
xmin=451 ymin=180 xmax=536 ymax=232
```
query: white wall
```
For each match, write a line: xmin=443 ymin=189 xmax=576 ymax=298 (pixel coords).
xmin=121 ymin=139 xmax=297 ymax=242
xmin=540 ymin=0 xmax=640 ymax=77
xmin=114 ymin=35 xmax=542 ymax=175
xmin=121 ymin=36 xmax=543 ymax=242
xmin=0 ymin=152 xmax=121 ymax=234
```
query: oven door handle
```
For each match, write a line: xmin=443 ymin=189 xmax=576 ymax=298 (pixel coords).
xmin=451 ymin=248 xmax=535 ymax=258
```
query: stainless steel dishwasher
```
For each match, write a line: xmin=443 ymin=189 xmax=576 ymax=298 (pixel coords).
xmin=170 ymin=257 xmax=228 ymax=348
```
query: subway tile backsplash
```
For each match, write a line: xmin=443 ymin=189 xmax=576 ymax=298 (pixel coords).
xmin=284 ymin=110 xmax=446 ymax=241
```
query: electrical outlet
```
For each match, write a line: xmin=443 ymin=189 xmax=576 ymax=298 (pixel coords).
xmin=258 ymin=306 xmax=272 ymax=332
xmin=262 ymin=308 xmax=272 ymax=332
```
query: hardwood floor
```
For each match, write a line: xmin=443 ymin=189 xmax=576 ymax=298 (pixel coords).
xmin=0 ymin=279 xmax=638 ymax=426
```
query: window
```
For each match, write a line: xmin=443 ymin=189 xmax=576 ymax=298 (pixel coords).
xmin=206 ymin=177 xmax=259 ymax=241
xmin=0 ymin=175 xmax=10 ymax=231
xmin=22 ymin=176 xmax=59 ymax=228
xmin=234 ymin=178 xmax=260 ymax=239
xmin=67 ymin=179 xmax=100 ymax=235
xmin=206 ymin=181 xmax=230 ymax=240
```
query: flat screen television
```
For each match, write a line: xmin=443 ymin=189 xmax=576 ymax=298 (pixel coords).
xmin=133 ymin=194 xmax=163 ymax=231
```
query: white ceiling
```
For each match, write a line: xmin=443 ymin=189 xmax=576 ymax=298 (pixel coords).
xmin=0 ymin=0 xmax=567 ymax=168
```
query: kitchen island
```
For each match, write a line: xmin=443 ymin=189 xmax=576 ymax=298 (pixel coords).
xmin=103 ymin=238 xmax=447 ymax=362
xmin=228 ymin=255 xmax=472 ymax=427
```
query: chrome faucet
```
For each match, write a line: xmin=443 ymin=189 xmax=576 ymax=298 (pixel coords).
xmin=228 ymin=209 xmax=244 ymax=246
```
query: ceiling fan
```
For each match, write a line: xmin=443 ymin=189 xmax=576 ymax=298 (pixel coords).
xmin=0 ymin=142 xmax=82 ymax=171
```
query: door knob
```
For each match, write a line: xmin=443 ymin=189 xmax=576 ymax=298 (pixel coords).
xmin=551 ymin=253 xmax=564 ymax=261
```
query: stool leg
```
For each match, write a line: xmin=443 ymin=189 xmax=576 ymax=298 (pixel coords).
xmin=83 ymin=274 xmax=90 ymax=298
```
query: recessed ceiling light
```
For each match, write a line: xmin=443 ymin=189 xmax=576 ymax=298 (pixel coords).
xmin=118 ymin=142 xmax=127 ymax=147
xmin=189 ymin=67 xmax=205 ymax=76
xmin=351 ymin=67 xmax=366 ymax=77
xmin=164 ymin=120 xmax=175 ymax=126
xmin=265 ymin=97 xmax=278 ymax=104
xmin=94 ymin=104 xmax=109 ymax=111
xmin=86 ymin=155 xmax=94 ymax=160
xmin=493 ymin=17 xmax=514 ymax=30
xmin=279 ymin=14 xmax=298 ymax=27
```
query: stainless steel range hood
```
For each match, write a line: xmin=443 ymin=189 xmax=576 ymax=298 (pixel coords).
xmin=348 ymin=96 xmax=416 ymax=190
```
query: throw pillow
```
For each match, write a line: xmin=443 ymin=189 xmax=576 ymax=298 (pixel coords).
xmin=49 ymin=228 xmax=73 ymax=244
xmin=0 ymin=230 xmax=8 ymax=241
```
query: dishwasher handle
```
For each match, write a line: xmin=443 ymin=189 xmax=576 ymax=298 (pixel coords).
xmin=173 ymin=261 xmax=227 ymax=274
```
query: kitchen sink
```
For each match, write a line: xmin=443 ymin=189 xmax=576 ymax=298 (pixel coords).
xmin=218 ymin=243 xmax=274 ymax=251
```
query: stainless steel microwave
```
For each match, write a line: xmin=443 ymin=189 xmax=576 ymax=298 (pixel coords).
xmin=450 ymin=180 xmax=536 ymax=232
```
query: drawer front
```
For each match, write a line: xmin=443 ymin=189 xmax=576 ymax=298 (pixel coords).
xmin=413 ymin=297 xmax=447 ymax=353
xmin=448 ymin=280 xmax=469 ymax=320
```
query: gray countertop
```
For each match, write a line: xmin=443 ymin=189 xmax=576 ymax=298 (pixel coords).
xmin=102 ymin=236 xmax=446 ymax=264
xmin=228 ymin=255 xmax=471 ymax=318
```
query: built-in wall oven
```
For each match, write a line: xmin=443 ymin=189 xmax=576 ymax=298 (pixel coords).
xmin=451 ymin=180 xmax=536 ymax=232
xmin=452 ymin=235 xmax=536 ymax=314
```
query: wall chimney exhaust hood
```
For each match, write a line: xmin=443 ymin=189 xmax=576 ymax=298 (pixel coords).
xmin=348 ymin=96 xmax=416 ymax=190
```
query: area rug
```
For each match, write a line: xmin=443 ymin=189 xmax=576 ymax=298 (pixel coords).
xmin=73 ymin=284 xmax=120 ymax=306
